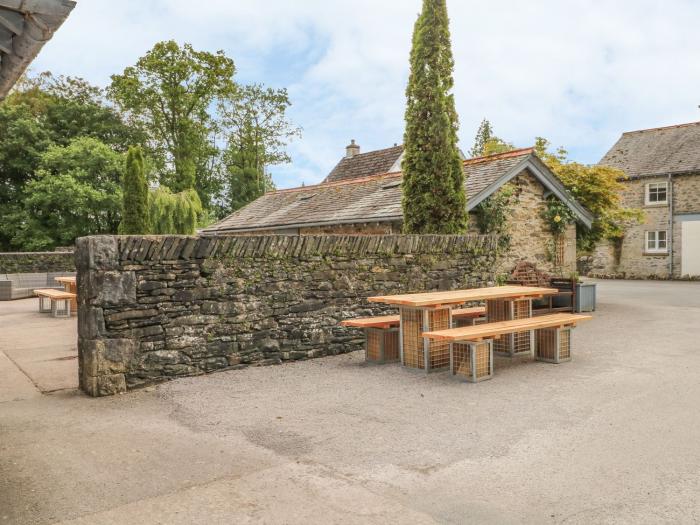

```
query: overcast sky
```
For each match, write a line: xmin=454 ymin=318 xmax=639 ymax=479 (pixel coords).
xmin=33 ymin=0 xmax=700 ymax=188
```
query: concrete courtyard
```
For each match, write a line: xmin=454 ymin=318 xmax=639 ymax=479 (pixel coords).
xmin=1 ymin=279 xmax=699 ymax=524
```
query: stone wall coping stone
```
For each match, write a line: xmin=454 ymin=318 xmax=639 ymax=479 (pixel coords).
xmin=76 ymin=234 xmax=500 ymax=268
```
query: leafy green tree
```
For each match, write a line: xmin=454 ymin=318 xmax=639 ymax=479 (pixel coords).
xmin=223 ymin=165 xmax=271 ymax=213
xmin=149 ymin=187 xmax=202 ymax=235
xmin=482 ymin=136 xmax=516 ymax=156
xmin=470 ymin=118 xmax=493 ymax=157
xmin=0 ymin=72 xmax=141 ymax=250
xmin=13 ymin=72 xmax=145 ymax=151
xmin=120 ymin=146 xmax=149 ymax=234
xmin=13 ymin=137 xmax=124 ymax=250
xmin=468 ymin=119 xmax=514 ymax=157
xmin=401 ymin=0 xmax=467 ymax=234
xmin=219 ymin=84 xmax=297 ymax=213
xmin=108 ymin=41 xmax=235 ymax=197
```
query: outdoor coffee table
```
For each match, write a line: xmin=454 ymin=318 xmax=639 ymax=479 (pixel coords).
xmin=55 ymin=276 xmax=77 ymax=314
xmin=369 ymin=286 xmax=557 ymax=372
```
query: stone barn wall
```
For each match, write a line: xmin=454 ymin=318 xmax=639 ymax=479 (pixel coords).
xmin=77 ymin=234 xmax=502 ymax=397
xmin=0 ymin=251 xmax=75 ymax=273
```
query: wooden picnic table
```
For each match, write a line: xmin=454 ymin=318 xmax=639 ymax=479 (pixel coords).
xmin=369 ymin=286 xmax=557 ymax=307
xmin=368 ymin=286 xmax=558 ymax=372
xmin=34 ymin=288 xmax=76 ymax=318
xmin=55 ymin=276 xmax=77 ymax=314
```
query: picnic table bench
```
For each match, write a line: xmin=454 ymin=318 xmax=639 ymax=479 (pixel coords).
xmin=55 ymin=276 xmax=77 ymax=314
xmin=368 ymin=286 xmax=557 ymax=372
xmin=341 ymin=307 xmax=487 ymax=364
xmin=423 ymin=313 xmax=592 ymax=382
xmin=34 ymin=289 xmax=77 ymax=318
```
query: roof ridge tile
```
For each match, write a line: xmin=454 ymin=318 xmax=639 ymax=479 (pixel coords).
xmin=621 ymin=121 xmax=700 ymax=135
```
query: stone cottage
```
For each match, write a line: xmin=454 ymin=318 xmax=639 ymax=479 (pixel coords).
xmin=0 ymin=0 xmax=75 ymax=99
xmin=203 ymin=143 xmax=593 ymax=275
xmin=588 ymin=122 xmax=700 ymax=278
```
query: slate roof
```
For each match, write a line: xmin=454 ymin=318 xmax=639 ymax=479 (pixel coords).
xmin=324 ymin=145 xmax=404 ymax=183
xmin=600 ymin=121 xmax=700 ymax=178
xmin=203 ymin=148 xmax=593 ymax=234
xmin=0 ymin=0 xmax=76 ymax=100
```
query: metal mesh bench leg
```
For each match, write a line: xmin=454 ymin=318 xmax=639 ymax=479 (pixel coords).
xmin=488 ymin=299 xmax=533 ymax=357
xmin=39 ymin=296 xmax=52 ymax=313
xmin=52 ymin=299 xmax=71 ymax=318
xmin=400 ymin=306 xmax=451 ymax=372
xmin=450 ymin=341 xmax=494 ymax=383
xmin=535 ymin=327 xmax=572 ymax=364
xmin=365 ymin=328 xmax=399 ymax=364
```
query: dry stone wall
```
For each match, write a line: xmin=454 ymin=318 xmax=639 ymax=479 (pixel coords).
xmin=0 ymin=252 xmax=75 ymax=273
xmin=77 ymin=234 xmax=501 ymax=397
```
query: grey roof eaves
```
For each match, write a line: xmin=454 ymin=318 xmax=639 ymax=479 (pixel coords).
xmin=202 ymin=216 xmax=403 ymax=235
xmin=0 ymin=0 xmax=77 ymax=100
xmin=467 ymin=154 xmax=594 ymax=229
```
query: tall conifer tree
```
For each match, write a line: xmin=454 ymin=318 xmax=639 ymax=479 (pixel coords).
xmin=120 ymin=146 xmax=149 ymax=234
xmin=470 ymin=118 xmax=493 ymax=157
xmin=402 ymin=0 xmax=467 ymax=234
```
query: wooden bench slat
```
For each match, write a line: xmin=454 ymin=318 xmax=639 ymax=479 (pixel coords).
xmin=452 ymin=306 xmax=486 ymax=319
xmin=341 ymin=315 xmax=400 ymax=329
xmin=34 ymin=289 xmax=77 ymax=300
xmin=423 ymin=313 xmax=592 ymax=342
xmin=343 ymin=306 xmax=487 ymax=330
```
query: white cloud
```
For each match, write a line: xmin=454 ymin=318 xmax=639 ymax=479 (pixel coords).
xmin=33 ymin=0 xmax=700 ymax=188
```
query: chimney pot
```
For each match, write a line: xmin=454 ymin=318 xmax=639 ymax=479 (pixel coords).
xmin=346 ymin=139 xmax=360 ymax=158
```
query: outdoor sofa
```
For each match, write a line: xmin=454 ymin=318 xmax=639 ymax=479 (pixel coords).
xmin=0 ymin=272 xmax=76 ymax=301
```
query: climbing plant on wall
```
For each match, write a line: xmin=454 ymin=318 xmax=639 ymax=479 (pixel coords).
xmin=474 ymin=183 xmax=517 ymax=249
xmin=542 ymin=196 xmax=576 ymax=236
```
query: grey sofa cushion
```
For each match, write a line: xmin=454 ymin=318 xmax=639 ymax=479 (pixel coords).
xmin=17 ymin=273 xmax=49 ymax=287
xmin=11 ymin=287 xmax=34 ymax=299
xmin=0 ymin=272 xmax=66 ymax=300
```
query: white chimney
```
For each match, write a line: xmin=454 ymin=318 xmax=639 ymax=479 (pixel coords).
xmin=345 ymin=139 xmax=360 ymax=158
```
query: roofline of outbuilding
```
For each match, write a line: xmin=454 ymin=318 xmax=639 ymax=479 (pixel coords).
xmin=466 ymin=153 xmax=594 ymax=228
xmin=620 ymin=120 xmax=700 ymax=135
xmin=201 ymin=217 xmax=404 ymax=236
xmin=265 ymin=148 xmax=538 ymax=197
xmin=203 ymin=148 xmax=594 ymax=235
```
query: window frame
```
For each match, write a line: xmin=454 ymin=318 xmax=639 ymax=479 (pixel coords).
xmin=645 ymin=230 xmax=668 ymax=254
xmin=645 ymin=182 xmax=669 ymax=206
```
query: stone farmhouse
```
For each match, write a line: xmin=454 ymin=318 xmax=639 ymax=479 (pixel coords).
xmin=589 ymin=122 xmax=700 ymax=279
xmin=0 ymin=0 xmax=75 ymax=99
xmin=203 ymin=142 xmax=594 ymax=275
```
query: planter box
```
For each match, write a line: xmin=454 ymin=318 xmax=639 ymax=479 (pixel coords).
xmin=575 ymin=282 xmax=596 ymax=312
